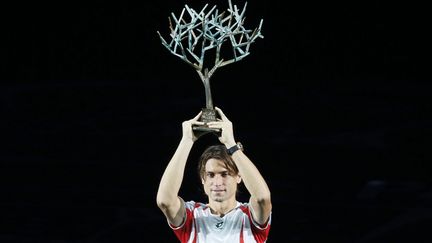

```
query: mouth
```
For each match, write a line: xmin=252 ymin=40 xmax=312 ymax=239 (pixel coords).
xmin=212 ymin=189 xmax=225 ymax=193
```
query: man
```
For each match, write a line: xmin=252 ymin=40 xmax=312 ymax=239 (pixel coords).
xmin=157 ymin=107 xmax=272 ymax=242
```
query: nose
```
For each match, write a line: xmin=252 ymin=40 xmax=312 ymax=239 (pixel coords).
xmin=212 ymin=174 xmax=224 ymax=186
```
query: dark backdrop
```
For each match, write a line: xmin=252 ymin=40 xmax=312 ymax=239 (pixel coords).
xmin=1 ymin=1 xmax=431 ymax=242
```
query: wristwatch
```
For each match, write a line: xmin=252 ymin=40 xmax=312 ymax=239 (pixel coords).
xmin=227 ymin=142 xmax=244 ymax=155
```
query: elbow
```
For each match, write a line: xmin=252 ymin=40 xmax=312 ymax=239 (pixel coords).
xmin=156 ymin=193 xmax=175 ymax=210
xmin=156 ymin=194 xmax=168 ymax=209
xmin=156 ymin=197 xmax=167 ymax=210
xmin=256 ymin=191 xmax=272 ymax=205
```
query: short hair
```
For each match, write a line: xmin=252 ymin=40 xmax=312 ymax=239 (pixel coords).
xmin=198 ymin=145 xmax=239 ymax=180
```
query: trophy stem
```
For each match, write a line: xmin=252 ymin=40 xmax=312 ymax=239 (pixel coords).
xmin=199 ymin=68 xmax=214 ymax=109
xmin=192 ymin=68 xmax=220 ymax=137
xmin=204 ymin=77 xmax=213 ymax=109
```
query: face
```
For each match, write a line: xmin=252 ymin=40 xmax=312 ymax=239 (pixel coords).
xmin=202 ymin=158 xmax=241 ymax=203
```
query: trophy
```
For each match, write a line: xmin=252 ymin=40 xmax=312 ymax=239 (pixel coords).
xmin=157 ymin=0 xmax=263 ymax=136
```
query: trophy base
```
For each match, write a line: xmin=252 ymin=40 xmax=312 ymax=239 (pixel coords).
xmin=192 ymin=108 xmax=221 ymax=137
xmin=199 ymin=107 xmax=218 ymax=123
xmin=192 ymin=125 xmax=221 ymax=138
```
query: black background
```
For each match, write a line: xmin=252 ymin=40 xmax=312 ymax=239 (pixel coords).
xmin=1 ymin=1 xmax=431 ymax=242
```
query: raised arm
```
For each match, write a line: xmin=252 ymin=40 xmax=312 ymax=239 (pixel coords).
xmin=207 ymin=107 xmax=272 ymax=225
xmin=156 ymin=112 xmax=204 ymax=226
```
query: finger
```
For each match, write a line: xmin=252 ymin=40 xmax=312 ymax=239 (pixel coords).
xmin=191 ymin=111 xmax=202 ymax=121
xmin=207 ymin=123 xmax=223 ymax=129
xmin=214 ymin=107 xmax=228 ymax=120
xmin=206 ymin=121 xmax=222 ymax=126
xmin=191 ymin=121 xmax=205 ymax=126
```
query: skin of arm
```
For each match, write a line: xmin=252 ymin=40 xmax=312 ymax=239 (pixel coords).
xmin=156 ymin=112 xmax=204 ymax=227
xmin=207 ymin=107 xmax=272 ymax=225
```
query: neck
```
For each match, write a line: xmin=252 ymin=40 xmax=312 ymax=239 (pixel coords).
xmin=208 ymin=198 xmax=237 ymax=216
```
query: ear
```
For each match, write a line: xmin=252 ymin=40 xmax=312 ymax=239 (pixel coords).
xmin=236 ymin=174 xmax=242 ymax=184
xmin=201 ymin=177 xmax=205 ymax=184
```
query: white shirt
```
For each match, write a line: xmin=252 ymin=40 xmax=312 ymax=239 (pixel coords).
xmin=169 ymin=201 xmax=271 ymax=243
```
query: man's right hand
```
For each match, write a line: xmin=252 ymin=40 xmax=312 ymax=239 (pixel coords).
xmin=182 ymin=111 xmax=204 ymax=142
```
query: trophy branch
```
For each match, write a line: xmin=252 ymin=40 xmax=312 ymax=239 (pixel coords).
xmin=157 ymin=0 xmax=263 ymax=134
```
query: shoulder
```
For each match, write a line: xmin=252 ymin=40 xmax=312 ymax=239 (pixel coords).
xmin=237 ymin=201 xmax=251 ymax=213
xmin=240 ymin=202 xmax=272 ymax=230
xmin=184 ymin=200 xmax=207 ymax=211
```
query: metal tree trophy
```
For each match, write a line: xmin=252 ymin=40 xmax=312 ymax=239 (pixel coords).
xmin=157 ymin=0 xmax=263 ymax=136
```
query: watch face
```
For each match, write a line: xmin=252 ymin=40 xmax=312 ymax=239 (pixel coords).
xmin=237 ymin=142 xmax=243 ymax=151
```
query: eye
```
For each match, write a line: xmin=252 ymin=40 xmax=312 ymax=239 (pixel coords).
xmin=221 ymin=172 xmax=228 ymax=177
xmin=207 ymin=172 xmax=215 ymax=178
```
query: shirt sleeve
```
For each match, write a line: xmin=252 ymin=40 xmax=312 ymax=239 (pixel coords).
xmin=168 ymin=200 xmax=196 ymax=243
xmin=247 ymin=204 xmax=272 ymax=242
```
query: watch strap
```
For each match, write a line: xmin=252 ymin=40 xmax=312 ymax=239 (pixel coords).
xmin=227 ymin=142 xmax=243 ymax=155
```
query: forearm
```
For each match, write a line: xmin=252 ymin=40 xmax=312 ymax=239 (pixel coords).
xmin=230 ymin=150 xmax=271 ymax=201
xmin=157 ymin=138 xmax=194 ymax=206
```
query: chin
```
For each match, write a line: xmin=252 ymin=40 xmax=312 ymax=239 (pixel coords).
xmin=211 ymin=194 xmax=225 ymax=202
xmin=213 ymin=197 xmax=224 ymax=202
